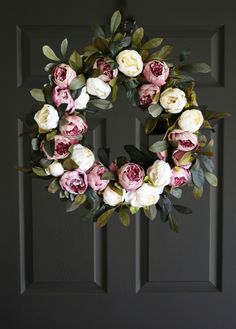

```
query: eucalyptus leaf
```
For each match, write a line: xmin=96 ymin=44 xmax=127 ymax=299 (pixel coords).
xmin=191 ymin=159 xmax=205 ymax=188
xmin=30 ymin=89 xmax=45 ymax=102
xmin=148 ymin=103 xmax=163 ymax=118
xmin=42 ymin=45 xmax=60 ymax=61
xmin=204 ymin=172 xmax=218 ymax=187
xmin=149 ymin=140 xmax=168 ymax=153
xmin=142 ymin=38 xmax=163 ymax=50
xmin=132 ymin=27 xmax=144 ymax=46
xmin=32 ymin=167 xmax=48 ymax=177
xmin=69 ymin=74 xmax=86 ymax=90
xmin=199 ymin=155 xmax=215 ymax=173
xmin=88 ymin=99 xmax=112 ymax=110
xmin=119 ymin=208 xmax=130 ymax=227
xmin=110 ymin=10 xmax=122 ymax=34
xmin=69 ymin=51 xmax=83 ymax=72
xmin=180 ymin=62 xmax=211 ymax=74
xmin=169 ymin=188 xmax=182 ymax=199
xmin=148 ymin=45 xmax=173 ymax=60
xmin=144 ymin=204 xmax=157 ymax=220
xmin=44 ymin=63 xmax=56 ymax=73
xmin=60 ymin=38 xmax=68 ymax=58
xmin=31 ymin=138 xmax=39 ymax=151
xmin=48 ymin=179 xmax=60 ymax=193
xmin=96 ymin=208 xmax=115 ymax=228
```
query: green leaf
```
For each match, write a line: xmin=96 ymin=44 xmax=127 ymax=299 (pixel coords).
xmin=101 ymin=171 xmax=117 ymax=180
xmin=199 ymin=155 xmax=215 ymax=173
xmin=93 ymin=25 xmax=105 ymax=39
xmin=96 ymin=208 xmax=115 ymax=228
xmin=42 ymin=45 xmax=60 ymax=61
xmin=204 ymin=172 xmax=218 ymax=187
xmin=60 ymin=38 xmax=68 ymax=58
xmin=95 ymin=37 xmax=109 ymax=52
xmin=69 ymin=74 xmax=85 ymax=90
xmin=169 ymin=188 xmax=182 ymax=199
xmin=85 ymin=187 xmax=100 ymax=211
xmin=109 ymin=184 xmax=123 ymax=196
xmin=88 ymin=99 xmax=113 ymax=110
xmin=112 ymin=84 xmax=119 ymax=102
xmin=140 ymin=49 xmax=149 ymax=61
xmin=149 ymin=140 xmax=168 ymax=153
xmin=73 ymin=193 xmax=87 ymax=205
xmin=168 ymin=213 xmax=179 ymax=232
xmin=109 ymin=36 xmax=132 ymax=56
xmin=48 ymin=179 xmax=60 ymax=193
xmin=193 ymin=186 xmax=203 ymax=199
xmin=124 ymin=145 xmax=146 ymax=163
xmin=191 ymin=159 xmax=205 ymax=188
xmin=132 ymin=27 xmax=144 ymax=46
xmin=148 ymin=45 xmax=173 ymax=60
xmin=144 ymin=204 xmax=157 ymax=220
xmin=32 ymin=167 xmax=48 ymax=177
xmin=124 ymin=78 xmax=140 ymax=89
xmin=116 ymin=156 xmax=128 ymax=168
xmin=180 ymin=62 xmax=211 ymax=74
xmin=179 ymin=49 xmax=191 ymax=62
xmin=30 ymin=89 xmax=45 ymax=102
xmin=31 ymin=138 xmax=39 ymax=151
xmin=113 ymin=32 xmax=123 ymax=42
xmin=110 ymin=10 xmax=122 ymax=34
xmin=43 ymin=139 xmax=55 ymax=157
xmin=129 ymin=206 xmax=140 ymax=215
xmin=46 ymin=129 xmax=57 ymax=141
xmin=44 ymin=63 xmax=57 ymax=73
xmin=173 ymin=204 xmax=192 ymax=214
xmin=69 ymin=50 xmax=83 ymax=72
xmin=126 ymin=89 xmax=139 ymax=107
xmin=142 ymin=38 xmax=163 ymax=50
xmin=63 ymin=158 xmax=78 ymax=170
xmin=144 ymin=116 xmax=158 ymax=134
xmin=119 ymin=208 xmax=130 ymax=227
xmin=148 ymin=103 xmax=163 ymax=118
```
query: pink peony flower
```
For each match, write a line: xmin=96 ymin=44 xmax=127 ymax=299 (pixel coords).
xmin=168 ymin=129 xmax=198 ymax=152
xmin=52 ymin=64 xmax=77 ymax=88
xmin=118 ymin=163 xmax=145 ymax=191
xmin=138 ymin=84 xmax=160 ymax=108
xmin=143 ymin=60 xmax=169 ymax=87
xmin=172 ymin=150 xmax=192 ymax=169
xmin=87 ymin=163 xmax=109 ymax=192
xmin=52 ymin=86 xmax=75 ymax=113
xmin=93 ymin=58 xmax=118 ymax=82
xmin=59 ymin=115 xmax=88 ymax=144
xmin=169 ymin=167 xmax=191 ymax=187
xmin=41 ymin=135 xmax=71 ymax=160
xmin=60 ymin=169 xmax=88 ymax=195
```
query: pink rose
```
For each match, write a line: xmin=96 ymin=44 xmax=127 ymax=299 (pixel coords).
xmin=52 ymin=86 xmax=75 ymax=113
xmin=157 ymin=150 xmax=168 ymax=161
xmin=172 ymin=150 xmax=192 ymax=169
xmin=169 ymin=167 xmax=191 ymax=187
xmin=59 ymin=115 xmax=88 ymax=144
xmin=52 ymin=64 xmax=77 ymax=88
xmin=41 ymin=135 xmax=71 ymax=160
xmin=168 ymin=129 xmax=198 ymax=151
xmin=93 ymin=58 xmax=118 ymax=82
xmin=118 ymin=163 xmax=145 ymax=191
xmin=143 ymin=61 xmax=169 ymax=87
xmin=138 ymin=84 xmax=160 ymax=108
xmin=60 ymin=168 xmax=88 ymax=195
xmin=87 ymin=163 xmax=109 ymax=192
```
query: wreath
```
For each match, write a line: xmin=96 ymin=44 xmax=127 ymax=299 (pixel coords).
xmin=22 ymin=10 xmax=229 ymax=230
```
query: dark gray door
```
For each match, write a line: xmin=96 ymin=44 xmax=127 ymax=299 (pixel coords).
xmin=1 ymin=0 xmax=236 ymax=328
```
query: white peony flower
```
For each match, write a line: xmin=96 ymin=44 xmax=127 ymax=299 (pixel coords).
xmin=70 ymin=144 xmax=95 ymax=171
xmin=116 ymin=50 xmax=143 ymax=77
xmin=125 ymin=183 xmax=160 ymax=208
xmin=160 ymin=88 xmax=187 ymax=114
xmin=46 ymin=161 xmax=64 ymax=177
xmin=86 ymin=77 xmax=111 ymax=99
xmin=74 ymin=86 xmax=90 ymax=109
xmin=178 ymin=109 xmax=204 ymax=133
xmin=147 ymin=160 xmax=172 ymax=189
xmin=103 ymin=185 xmax=125 ymax=206
xmin=34 ymin=104 xmax=59 ymax=131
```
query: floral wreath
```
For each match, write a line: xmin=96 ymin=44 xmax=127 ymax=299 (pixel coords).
xmin=23 ymin=10 xmax=229 ymax=231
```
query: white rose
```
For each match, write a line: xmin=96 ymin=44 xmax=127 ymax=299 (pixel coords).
xmin=116 ymin=50 xmax=143 ymax=77
xmin=86 ymin=78 xmax=111 ymax=99
xmin=34 ymin=104 xmax=59 ymax=131
xmin=160 ymin=88 xmax=187 ymax=114
xmin=46 ymin=161 xmax=64 ymax=177
xmin=103 ymin=185 xmax=125 ymax=206
xmin=70 ymin=144 xmax=95 ymax=171
xmin=178 ymin=109 xmax=204 ymax=133
xmin=74 ymin=87 xmax=90 ymax=109
xmin=125 ymin=183 xmax=160 ymax=208
xmin=147 ymin=160 xmax=172 ymax=189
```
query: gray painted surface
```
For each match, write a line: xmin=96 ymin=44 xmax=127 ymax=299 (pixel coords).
xmin=1 ymin=0 xmax=236 ymax=328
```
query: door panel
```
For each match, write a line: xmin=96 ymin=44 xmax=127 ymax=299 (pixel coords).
xmin=1 ymin=0 xmax=236 ymax=328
